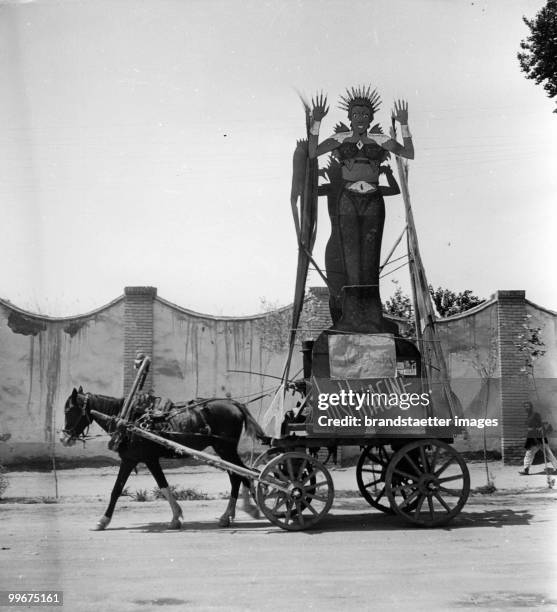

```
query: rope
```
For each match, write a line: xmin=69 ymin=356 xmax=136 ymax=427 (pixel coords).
xmin=380 ymin=253 xmax=409 ymax=268
xmin=380 ymin=260 xmax=409 ymax=279
xmin=155 ymin=386 xmax=278 ymax=422
xmin=380 ymin=225 xmax=408 ymax=272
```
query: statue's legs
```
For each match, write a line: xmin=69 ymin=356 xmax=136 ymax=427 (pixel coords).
xmin=338 ymin=190 xmax=385 ymax=288
xmin=312 ymin=190 xmax=397 ymax=376
xmin=325 ymin=228 xmax=345 ymax=326
xmin=338 ymin=208 xmax=361 ymax=285
xmin=360 ymin=197 xmax=385 ymax=288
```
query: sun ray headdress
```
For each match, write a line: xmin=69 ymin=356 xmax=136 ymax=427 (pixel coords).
xmin=338 ymin=85 xmax=381 ymax=117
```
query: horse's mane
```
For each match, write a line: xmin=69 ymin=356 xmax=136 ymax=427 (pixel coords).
xmin=87 ymin=393 xmax=124 ymax=416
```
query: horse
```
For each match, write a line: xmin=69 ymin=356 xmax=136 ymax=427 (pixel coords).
xmin=60 ymin=387 xmax=266 ymax=530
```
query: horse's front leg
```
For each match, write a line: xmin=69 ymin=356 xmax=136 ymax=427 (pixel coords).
xmin=146 ymin=459 xmax=183 ymax=529
xmin=95 ymin=459 xmax=136 ymax=531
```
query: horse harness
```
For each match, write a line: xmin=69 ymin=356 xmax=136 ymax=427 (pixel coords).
xmin=132 ymin=395 xmax=232 ymax=441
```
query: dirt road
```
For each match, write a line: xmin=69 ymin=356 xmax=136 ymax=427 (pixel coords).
xmin=1 ymin=464 xmax=556 ymax=611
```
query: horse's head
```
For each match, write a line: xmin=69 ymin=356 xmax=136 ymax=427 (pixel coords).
xmin=60 ymin=387 xmax=92 ymax=446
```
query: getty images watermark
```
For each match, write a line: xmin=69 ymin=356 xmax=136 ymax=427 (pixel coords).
xmin=315 ymin=389 xmax=499 ymax=429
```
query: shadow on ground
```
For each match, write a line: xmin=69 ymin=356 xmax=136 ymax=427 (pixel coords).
xmin=452 ymin=591 xmax=557 ymax=609
xmin=102 ymin=506 xmax=533 ymax=535
xmin=305 ymin=507 xmax=534 ymax=534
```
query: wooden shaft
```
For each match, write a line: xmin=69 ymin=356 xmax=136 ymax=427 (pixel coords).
xmin=130 ymin=427 xmax=290 ymax=492
xmin=394 ymin=156 xmax=458 ymax=421
xmin=90 ymin=410 xmax=113 ymax=426
xmin=92 ymin=411 xmax=290 ymax=492
xmin=119 ymin=356 xmax=151 ymax=422
xmin=395 ymin=155 xmax=424 ymax=350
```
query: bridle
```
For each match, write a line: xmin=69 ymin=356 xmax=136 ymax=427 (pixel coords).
xmin=63 ymin=392 xmax=93 ymax=441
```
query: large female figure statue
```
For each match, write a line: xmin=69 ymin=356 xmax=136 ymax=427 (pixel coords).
xmin=308 ymin=86 xmax=414 ymax=332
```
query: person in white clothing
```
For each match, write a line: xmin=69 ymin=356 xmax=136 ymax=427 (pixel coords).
xmin=519 ymin=402 xmax=557 ymax=475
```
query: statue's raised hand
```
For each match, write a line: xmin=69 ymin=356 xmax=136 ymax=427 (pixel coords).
xmin=311 ymin=93 xmax=329 ymax=122
xmin=391 ymin=99 xmax=409 ymax=125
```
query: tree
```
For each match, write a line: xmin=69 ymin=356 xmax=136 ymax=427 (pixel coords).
xmin=428 ymin=286 xmax=484 ymax=318
xmin=384 ymin=282 xmax=484 ymax=320
xmin=384 ymin=282 xmax=415 ymax=338
xmin=256 ymin=298 xmax=292 ymax=353
xmin=459 ymin=335 xmax=499 ymax=492
xmin=518 ymin=0 xmax=557 ymax=112
xmin=516 ymin=318 xmax=546 ymax=377
xmin=383 ymin=282 xmax=413 ymax=319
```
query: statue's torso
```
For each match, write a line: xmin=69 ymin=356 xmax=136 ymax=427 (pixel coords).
xmin=331 ymin=131 xmax=390 ymax=183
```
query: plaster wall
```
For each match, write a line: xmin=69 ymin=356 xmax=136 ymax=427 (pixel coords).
xmin=0 ymin=300 xmax=125 ymax=463
xmin=435 ymin=301 xmax=501 ymax=451
xmin=152 ymin=299 xmax=302 ymax=449
xmin=2 ymin=289 xmax=556 ymax=465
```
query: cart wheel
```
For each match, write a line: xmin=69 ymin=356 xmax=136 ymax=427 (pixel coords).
xmin=249 ymin=447 xmax=283 ymax=471
xmin=357 ymin=444 xmax=421 ymax=514
xmin=356 ymin=444 xmax=395 ymax=513
xmin=248 ymin=448 xmax=283 ymax=498
xmin=256 ymin=452 xmax=334 ymax=531
xmin=385 ymin=439 xmax=470 ymax=527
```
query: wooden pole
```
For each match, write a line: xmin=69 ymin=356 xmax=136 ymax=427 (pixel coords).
xmin=50 ymin=398 xmax=59 ymax=499
xmin=130 ymin=427 xmax=290 ymax=492
xmin=119 ymin=354 xmax=151 ymax=421
xmin=393 ymin=148 xmax=458 ymax=421
xmin=108 ymin=354 xmax=151 ymax=451
xmin=92 ymin=409 xmax=289 ymax=493
xmin=394 ymin=155 xmax=424 ymax=352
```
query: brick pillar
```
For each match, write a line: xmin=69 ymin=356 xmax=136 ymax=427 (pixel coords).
xmin=123 ymin=286 xmax=156 ymax=393
xmin=496 ymin=290 xmax=529 ymax=464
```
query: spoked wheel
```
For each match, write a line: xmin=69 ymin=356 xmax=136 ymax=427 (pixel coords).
xmin=356 ymin=444 xmax=395 ymax=513
xmin=357 ymin=444 xmax=421 ymax=514
xmin=248 ymin=447 xmax=283 ymax=498
xmin=249 ymin=447 xmax=283 ymax=471
xmin=385 ymin=439 xmax=470 ymax=527
xmin=255 ymin=452 xmax=334 ymax=531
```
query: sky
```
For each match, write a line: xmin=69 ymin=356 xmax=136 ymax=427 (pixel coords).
xmin=1 ymin=0 xmax=556 ymax=317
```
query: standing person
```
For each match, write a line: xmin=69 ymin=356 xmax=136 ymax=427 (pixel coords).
xmin=519 ymin=401 xmax=557 ymax=475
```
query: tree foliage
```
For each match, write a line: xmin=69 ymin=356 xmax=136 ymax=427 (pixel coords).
xmin=517 ymin=0 xmax=557 ymax=112
xmin=428 ymin=286 xmax=484 ymax=318
xmin=256 ymin=298 xmax=291 ymax=353
xmin=516 ymin=318 xmax=546 ymax=375
xmin=383 ymin=282 xmax=484 ymax=320
xmin=383 ymin=283 xmax=415 ymax=338
xmin=383 ymin=282 xmax=413 ymax=319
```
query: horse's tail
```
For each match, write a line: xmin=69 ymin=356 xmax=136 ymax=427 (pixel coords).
xmin=233 ymin=401 xmax=268 ymax=441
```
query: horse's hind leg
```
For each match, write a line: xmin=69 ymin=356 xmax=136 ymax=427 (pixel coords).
xmin=216 ymin=447 xmax=259 ymax=526
xmin=145 ymin=459 xmax=183 ymax=529
xmin=219 ymin=471 xmax=241 ymax=527
xmin=241 ymin=482 xmax=260 ymax=520
xmin=95 ymin=459 xmax=136 ymax=531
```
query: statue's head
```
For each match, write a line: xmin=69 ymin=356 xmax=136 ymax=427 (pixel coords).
xmin=348 ymin=104 xmax=374 ymax=134
xmin=339 ymin=85 xmax=381 ymax=133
